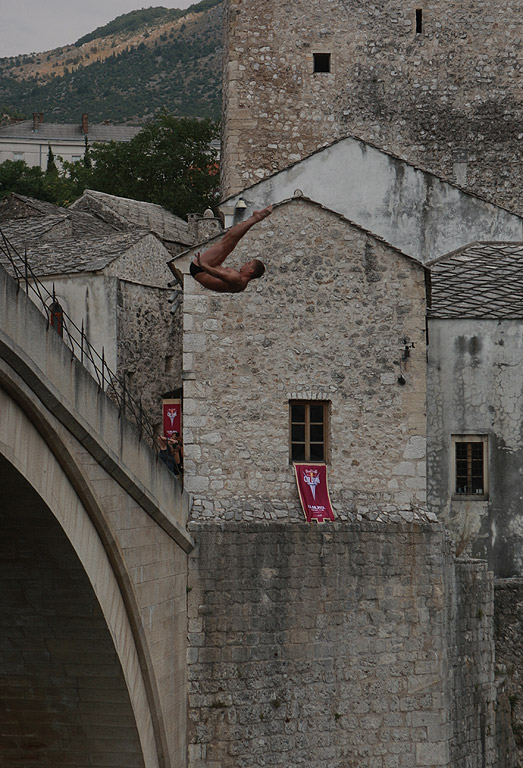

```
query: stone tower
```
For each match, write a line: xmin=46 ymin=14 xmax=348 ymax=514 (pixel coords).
xmin=221 ymin=0 xmax=521 ymax=214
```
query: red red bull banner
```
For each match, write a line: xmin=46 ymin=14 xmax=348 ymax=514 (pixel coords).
xmin=162 ymin=398 xmax=181 ymax=439
xmin=293 ymin=462 xmax=335 ymax=523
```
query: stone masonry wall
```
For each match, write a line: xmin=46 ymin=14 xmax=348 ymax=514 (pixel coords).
xmin=187 ymin=521 xmax=498 ymax=768
xmin=104 ymin=233 xmax=174 ymax=288
xmin=117 ymin=279 xmax=182 ymax=430
xmin=446 ymin=559 xmax=499 ymax=767
xmin=494 ymin=579 xmax=523 ymax=767
xmin=222 ymin=0 xmax=521 ymax=214
xmin=182 ymin=199 xmax=429 ymax=522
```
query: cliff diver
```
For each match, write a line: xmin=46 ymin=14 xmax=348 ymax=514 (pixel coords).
xmin=189 ymin=205 xmax=272 ymax=293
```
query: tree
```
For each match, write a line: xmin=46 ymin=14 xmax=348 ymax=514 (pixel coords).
xmin=0 ymin=160 xmax=48 ymax=200
xmin=83 ymin=135 xmax=92 ymax=169
xmin=0 ymin=112 xmax=220 ymax=217
xmin=46 ymin=145 xmax=58 ymax=176
xmin=87 ymin=112 xmax=220 ymax=217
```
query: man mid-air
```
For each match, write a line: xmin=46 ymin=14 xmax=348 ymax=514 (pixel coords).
xmin=189 ymin=205 xmax=272 ymax=293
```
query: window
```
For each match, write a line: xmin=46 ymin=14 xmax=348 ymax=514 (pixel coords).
xmin=290 ymin=401 xmax=329 ymax=462
xmin=13 ymin=152 xmax=24 ymax=161
xmin=313 ymin=53 xmax=331 ymax=73
xmin=452 ymin=435 xmax=488 ymax=497
xmin=71 ymin=155 xmax=82 ymax=163
xmin=415 ymin=8 xmax=423 ymax=33
xmin=49 ymin=300 xmax=64 ymax=337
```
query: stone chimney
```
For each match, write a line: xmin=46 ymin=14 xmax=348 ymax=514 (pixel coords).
xmin=32 ymin=112 xmax=44 ymax=131
xmin=187 ymin=209 xmax=223 ymax=243
xmin=81 ymin=113 xmax=88 ymax=134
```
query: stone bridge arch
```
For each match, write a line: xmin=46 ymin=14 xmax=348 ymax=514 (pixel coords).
xmin=0 ymin=264 xmax=193 ymax=768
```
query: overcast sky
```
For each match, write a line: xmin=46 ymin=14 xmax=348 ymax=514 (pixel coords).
xmin=0 ymin=0 xmax=197 ymax=59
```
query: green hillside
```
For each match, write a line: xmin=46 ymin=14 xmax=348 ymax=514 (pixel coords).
xmin=0 ymin=0 xmax=223 ymax=124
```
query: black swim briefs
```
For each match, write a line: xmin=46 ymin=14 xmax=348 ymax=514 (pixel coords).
xmin=190 ymin=261 xmax=205 ymax=278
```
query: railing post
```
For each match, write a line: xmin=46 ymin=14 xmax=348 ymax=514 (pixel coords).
xmin=24 ymin=249 xmax=29 ymax=294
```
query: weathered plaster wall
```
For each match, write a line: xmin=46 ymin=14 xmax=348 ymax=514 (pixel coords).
xmin=222 ymin=0 xmax=522 ymax=214
xmin=181 ymin=199 xmax=429 ymax=522
xmin=40 ymin=273 xmax=119 ymax=369
xmin=187 ymin=521 xmax=504 ymax=768
xmin=219 ymin=140 xmax=523 ymax=265
xmin=427 ymin=319 xmax=523 ymax=577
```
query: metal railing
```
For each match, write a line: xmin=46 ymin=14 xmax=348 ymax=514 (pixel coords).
xmin=0 ymin=227 xmax=158 ymax=449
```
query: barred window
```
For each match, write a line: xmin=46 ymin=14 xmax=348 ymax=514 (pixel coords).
xmin=453 ymin=436 xmax=488 ymax=497
xmin=290 ymin=401 xmax=329 ymax=463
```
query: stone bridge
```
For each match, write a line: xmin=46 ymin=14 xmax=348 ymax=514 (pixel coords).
xmin=0 ymin=264 xmax=193 ymax=768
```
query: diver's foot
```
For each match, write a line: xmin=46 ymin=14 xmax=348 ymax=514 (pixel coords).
xmin=252 ymin=205 xmax=273 ymax=222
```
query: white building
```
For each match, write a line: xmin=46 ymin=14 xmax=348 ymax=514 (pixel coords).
xmin=0 ymin=113 xmax=140 ymax=170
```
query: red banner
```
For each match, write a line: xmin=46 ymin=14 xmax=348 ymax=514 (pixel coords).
xmin=162 ymin=398 xmax=181 ymax=439
xmin=293 ymin=463 xmax=335 ymax=523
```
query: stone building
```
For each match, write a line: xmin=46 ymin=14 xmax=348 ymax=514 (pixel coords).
xmin=0 ymin=194 xmax=184 ymax=428
xmin=168 ymin=199 xmax=519 ymax=767
xmin=221 ymin=0 xmax=521 ymax=214
xmin=427 ymin=242 xmax=523 ymax=578
xmin=170 ymin=196 xmax=429 ymax=522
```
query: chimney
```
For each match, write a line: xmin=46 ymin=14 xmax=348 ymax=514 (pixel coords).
xmin=32 ymin=112 xmax=44 ymax=131
xmin=81 ymin=113 xmax=88 ymax=134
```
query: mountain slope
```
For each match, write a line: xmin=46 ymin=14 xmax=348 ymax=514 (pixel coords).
xmin=0 ymin=1 xmax=223 ymax=123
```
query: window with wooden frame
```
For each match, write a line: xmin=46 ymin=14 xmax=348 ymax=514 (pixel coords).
xmin=289 ymin=401 xmax=329 ymax=463
xmin=452 ymin=435 xmax=488 ymax=498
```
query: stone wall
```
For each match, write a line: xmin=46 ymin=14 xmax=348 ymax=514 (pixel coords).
xmin=446 ymin=559 xmax=498 ymax=767
xmin=117 ymin=279 xmax=182 ymax=429
xmin=222 ymin=0 xmax=521 ymax=215
xmin=181 ymin=198 xmax=428 ymax=522
xmin=494 ymin=579 xmax=523 ymax=767
xmin=187 ymin=521 xmax=501 ymax=768
xmin=105 ymin=233 xmax=174 ymax=288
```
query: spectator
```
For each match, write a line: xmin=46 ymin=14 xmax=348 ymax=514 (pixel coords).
xmin=157 ymin=435 xmax=179 ymax=475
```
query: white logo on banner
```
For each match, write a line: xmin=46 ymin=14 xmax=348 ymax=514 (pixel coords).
xmin=303 ymin=468 xmax=320 ymax=500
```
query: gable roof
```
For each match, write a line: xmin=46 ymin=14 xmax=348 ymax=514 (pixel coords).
xmin=0 ymin=120 xmax=140 ymax=143
xmin=167 ymin=195 xmax=425 ymax=279
xmin=0 ymin=229 xmax=153 ymax=278
xmin=218 ymin=135 xmax=523 ymax=265
xmin=70 ymin=190 xmax=192 ymax=246
xmin=1 ymin=211 xmax=117 ymax=247
xmin=0 ymin=192 xmax=67 ymax=220
xmin=428 ymin=242 xmax=523 ymax=319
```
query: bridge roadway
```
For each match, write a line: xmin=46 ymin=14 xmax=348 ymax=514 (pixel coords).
xmin=0 ymin=264 xmax=193 ymax=768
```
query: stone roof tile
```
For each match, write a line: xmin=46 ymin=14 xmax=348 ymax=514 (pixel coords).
xmin=428 ymin=242 xmax=523 ymax=319
xmin=70 ymin=189 xmax=192 ymax=245
xmin=0 ymin=229 xmax=151 ymax=277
